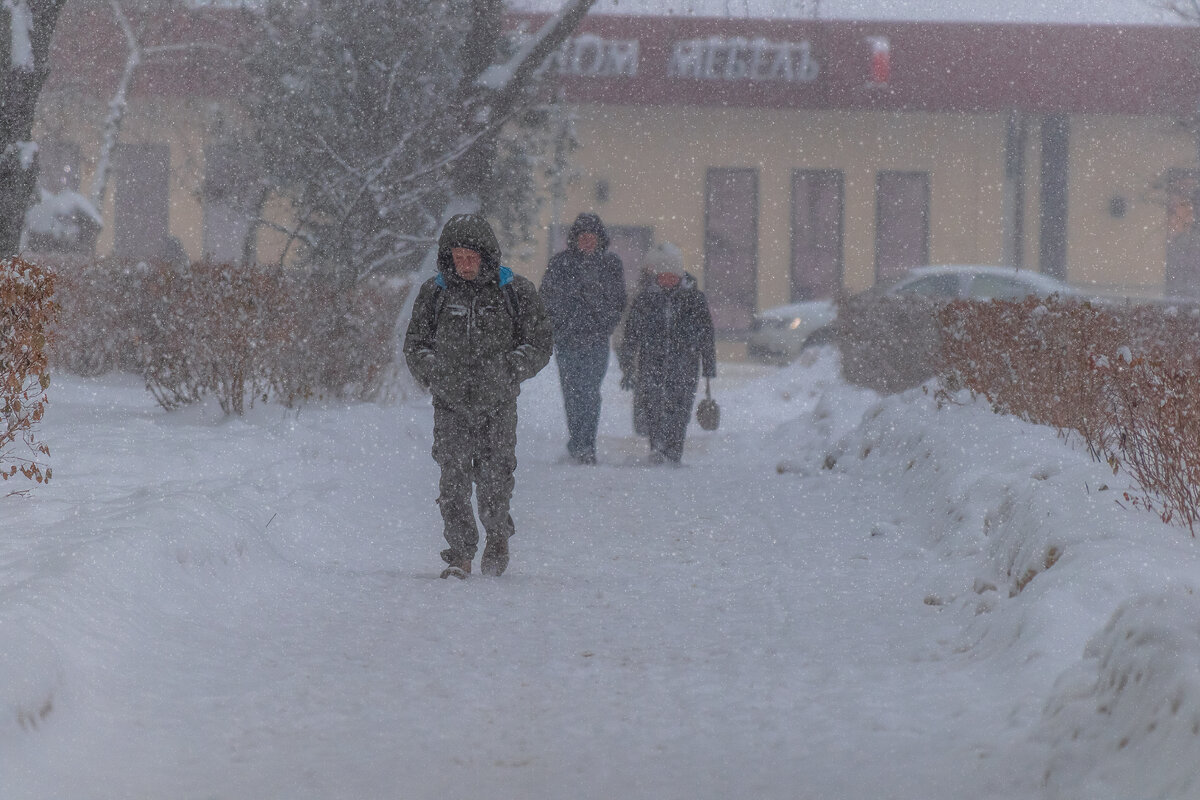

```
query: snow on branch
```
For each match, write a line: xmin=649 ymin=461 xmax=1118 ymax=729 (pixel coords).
xmin=476 ymin=0 xmax=596 ymax=95
xmin=4 ymin=0 xmax=33 ymax=70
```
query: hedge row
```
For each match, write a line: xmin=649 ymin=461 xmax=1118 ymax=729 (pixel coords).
xmin=48 ymin=258 xmax=407 ymax=415
xmin=936 ymin=295 xmax=1200 ymax=534
xmin=0 ymin=257 xmax=55 ymax=484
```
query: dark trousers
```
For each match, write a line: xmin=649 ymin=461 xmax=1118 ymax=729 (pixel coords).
xmin=432 ymin=401 xmax=517 ymax=560
xmin=644 ymin=383 xmax=695 ymax=463
xmin=555 ymin=342 xmax=610 ymax=459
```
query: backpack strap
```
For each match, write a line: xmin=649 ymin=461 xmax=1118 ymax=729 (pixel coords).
xmin=499 ymin=267 xmax=519 ymax=323
xmin=429 ymin=273 xmax=449 ymax=334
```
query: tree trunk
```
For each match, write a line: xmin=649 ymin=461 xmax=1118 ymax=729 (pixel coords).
xmin=0 ymin=0 xmax=67 ymax=257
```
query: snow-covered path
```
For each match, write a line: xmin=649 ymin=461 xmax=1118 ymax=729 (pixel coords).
xmin=3 ymin=353 xmax=1198 ymax=799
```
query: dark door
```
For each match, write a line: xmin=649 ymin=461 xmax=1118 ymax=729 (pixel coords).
xmin=1166 ymin=169 xmax=1200 ymax=298
xmin=114 ymin=143 xmax=171 ymax=260
xmin=875 ymin=171 xmax=930 ymax=283
xmin=203 ymin=143 xmax=258 ymax=265
xmin=704 ymin=167 xmax=758 ymax=332
xmin=1038 ymin=115 xmax=1069 ymax=280
xmin=791 ymin=169 xmax=843 ymax=300
xmin=37 ymin=140 xmax=80 ymax=192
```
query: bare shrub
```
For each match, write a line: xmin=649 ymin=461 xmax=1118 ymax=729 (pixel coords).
xmin=937 ymin=294 xmax=1200 ymax=535
xmin=132 ymin=262 xmax=406 ymax=414
xmin=47 ymin=256 xmax=157 ymax=376
xmin=137 ymin=261 xmax=298 ymax=415
xmin=938 ymin=297 xmax=1123 ymax=457
xmin=1098 ymin=355 xmax=1200 ymax=533
xmin=49 ymin=257 xmax=407 ymax=414
xmin=277 ymin=274 xmax=406 ymax=404
xmin=0 ymin=256 xmax=56 ymax=483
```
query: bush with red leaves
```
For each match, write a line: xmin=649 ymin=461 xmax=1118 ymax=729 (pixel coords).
xmin=938 ymin=295 xmax=1200 ymax=535
xmin=0 ymin=256 xmax=56 ymax=484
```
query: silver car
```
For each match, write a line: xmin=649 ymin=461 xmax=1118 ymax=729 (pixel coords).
xmin=748 ymin=265 xmax=1079 ymax=361
xmin=746 ymin=298 xmax=838 ymax=362
xmin=882 ymin=264 xmax=1078 ymax=301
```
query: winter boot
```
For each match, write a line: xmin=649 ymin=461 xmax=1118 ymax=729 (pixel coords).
xmin=480 ymin=537 xmax=509 ymax=577
xmin=439 ymin=550 xmax=472 ymax=580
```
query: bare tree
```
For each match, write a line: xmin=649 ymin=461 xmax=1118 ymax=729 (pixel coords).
xmin=392 ymin=0 xmax=596 ymax=335
xmin=242 ymin=0 xmax=594 ymax=283
xmin=86 ymin=0 xmax=233 ymax=221
xmin=0 ymin=0 xmax=68 ymax=257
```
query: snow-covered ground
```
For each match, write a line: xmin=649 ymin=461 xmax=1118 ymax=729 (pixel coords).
xmin=3 ymin=347 xmax=1200 ymax=799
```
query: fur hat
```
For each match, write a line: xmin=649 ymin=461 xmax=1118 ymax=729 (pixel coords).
xmin=643 ymin=241 xmax=683 ymax=274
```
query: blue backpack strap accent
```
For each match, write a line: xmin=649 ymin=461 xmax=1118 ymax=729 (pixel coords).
xmin=498 ymin=266 xmax=518 ymax=320
xmin=427 ymin=268 xmax=518 ymax=334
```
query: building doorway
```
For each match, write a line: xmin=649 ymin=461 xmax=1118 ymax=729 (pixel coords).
xmin=113 ymin=143 xmax=171 ymax=261
xmin=704 ymin=167 xmax=759 ymax=332
xmin=1166 ymin=168 xmax=1200 ymax=297
xmin=790 ymin=169 xmax=844 ymax=300
xmin=875 ymin=170 xmax=930 ymax=283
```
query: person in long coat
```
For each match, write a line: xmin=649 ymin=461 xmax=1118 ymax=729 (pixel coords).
xmin=539 ymin=213 xmax=626 ymax=464
xmin=618 ymin=242 xmax=716 ymax=465
xmin=403 ymin=214 xmax=552 ymax=578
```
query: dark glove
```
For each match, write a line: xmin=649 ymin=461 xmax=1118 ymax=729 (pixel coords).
xmin=619 ymin=373 xmax=633 ymax=391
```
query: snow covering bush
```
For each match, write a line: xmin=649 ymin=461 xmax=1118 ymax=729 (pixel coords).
xmin=938 ymin=295 xmax=1200 ymax=535
xmin=23 ymin=189 xmax=101 ymax=254
xmin=0 ymin=256 xmax=55 ymax=484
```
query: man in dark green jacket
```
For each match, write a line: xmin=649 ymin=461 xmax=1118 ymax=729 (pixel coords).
xmin=403 ymin=214 xmax=552 ymax=578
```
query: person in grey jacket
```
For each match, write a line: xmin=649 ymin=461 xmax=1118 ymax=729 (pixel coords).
xmin=403 ymin=214 xmax=552 ymax=578
xmin=539 ymin=212 xmax=626 ymax=464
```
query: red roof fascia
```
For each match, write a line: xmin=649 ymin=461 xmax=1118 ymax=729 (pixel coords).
xmin=43 ymin=7 xmax=1200 ymax=116
xmin=513 ymin=13 xmax=1200 ymax=116
xmin=45 ymin=3 xmax=252 ymax=99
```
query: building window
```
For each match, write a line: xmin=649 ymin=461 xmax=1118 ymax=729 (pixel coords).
xmin=791 ymin=169 xmax=844 ymax=300
xmin=113 ymin=143 xmax=171 ymax=261
xmin=704 ymin=167 xmax=758 ymax=332
xmin=875 ymin=170 xmax=930 ymax=283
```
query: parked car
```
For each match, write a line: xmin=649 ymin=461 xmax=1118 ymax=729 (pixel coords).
xmin=746 ymin=298 xmax=838 ymax=362
xmin=878 ymin=264 xmax=1079 ymax=302
xmin=798 ymin=264 xmax=1081 ymax=351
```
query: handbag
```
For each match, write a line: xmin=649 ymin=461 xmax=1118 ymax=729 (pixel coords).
xmin=695 ymin=377 xmax=719 ymax=431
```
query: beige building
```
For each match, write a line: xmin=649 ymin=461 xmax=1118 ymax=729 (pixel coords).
xmin=507 ymin=14 xmax=1200 ymax=338
xmin=32 ymin=7 xmax=1200 ymax=337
